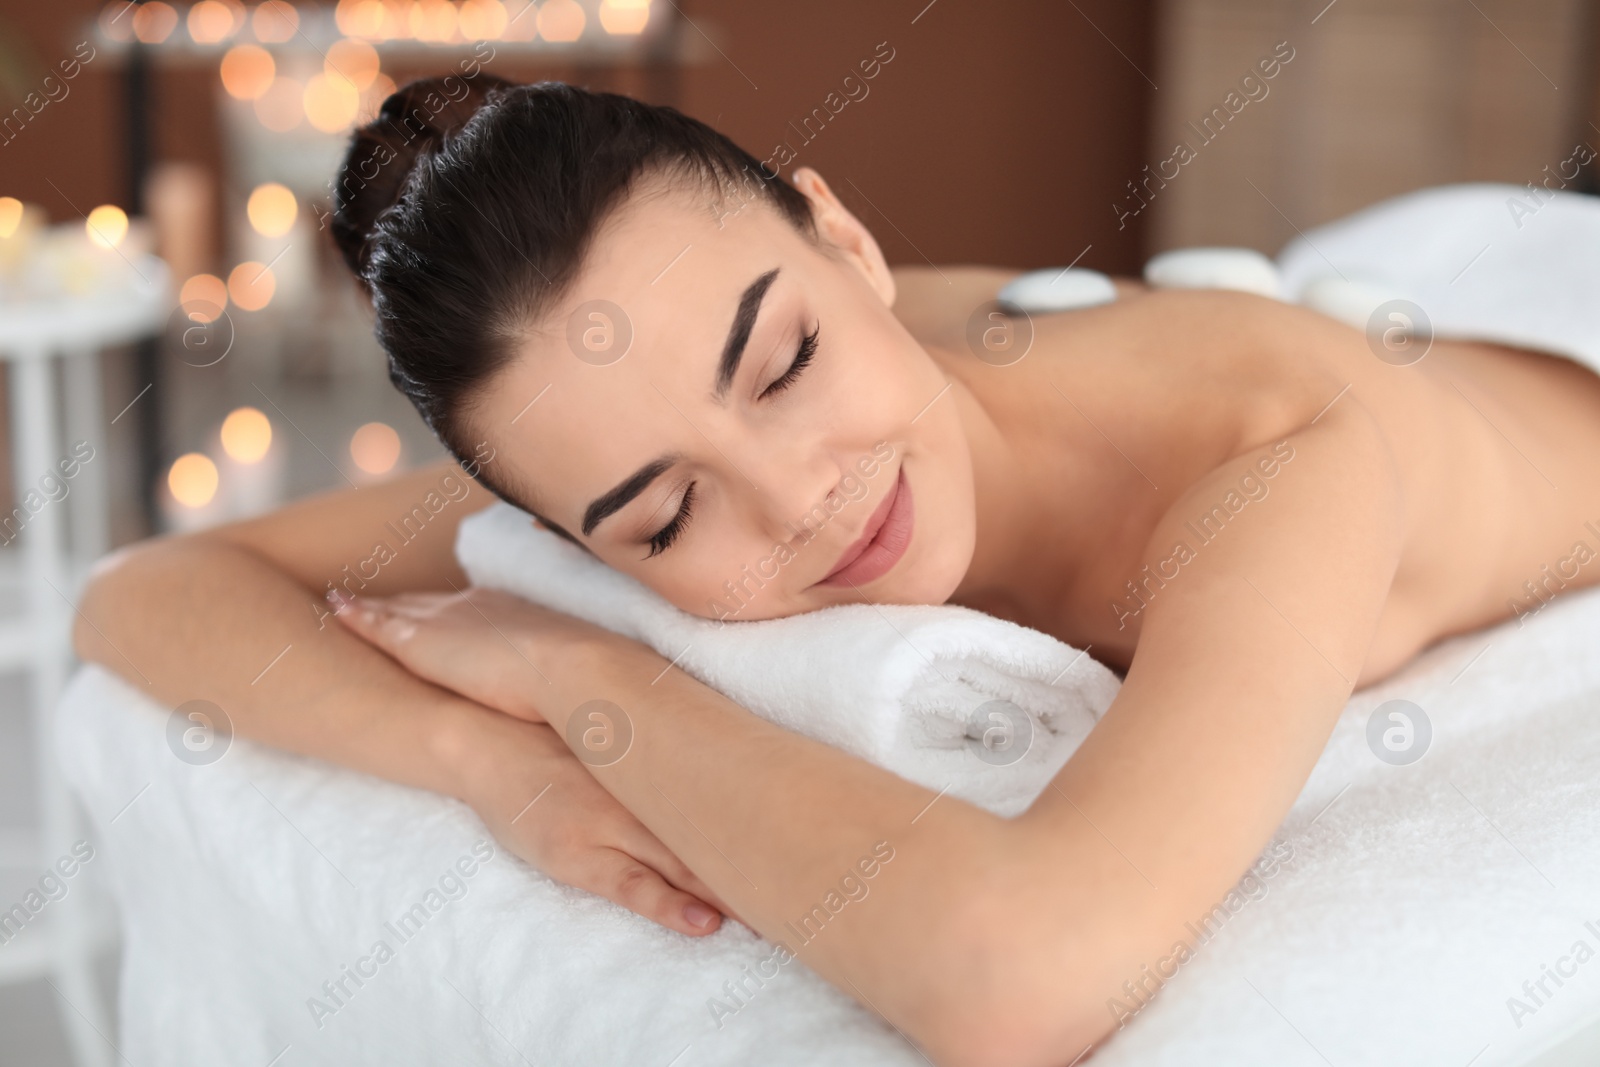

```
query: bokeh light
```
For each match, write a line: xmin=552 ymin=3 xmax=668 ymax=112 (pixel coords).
xmin=410 ymin=0 xmax=459 ymax=42
xmin=350 ymin=422 xmax=401 ymax=475
xmin=304 ymin=74 xmax=361 ymax=133
xmin=336 ymin=0 xmax=387 ymax=38
xmin=169 ymin=453 xmax=219 ymax=508
xmin=187 ymin=0 xmax=237 ymax=43
xmin=100 ymin=3 xmax=137 ymax=43
xmin=254 ymin=76 xmax=304 ymax=132
xmin=0 ymin=197 xmax=22 ymax=239
xmin=179 ymin=274 xmax=229 ymax=322
xmin=247 ymin=183 xmax=298 ymax=237
xmin=221 ymin=407 xmax=273 ymax=463
xmin=133 ymin=2 xmax=179 ymax=43
xmin=252 ymin=0 xmax=300 ymax=42
xmin=459 ymin=0 xmax=509 ymax=39
xmin=220 ymin=44 xmax=275 ymax=100
xmin=501 ymin=0 xmax=539 ymax=41
xmin=360 ymin=73 xmax=398 ymax=121
xmin=227 ymin=262 xmax=277 ymax=311
xmin=538 ymin=0 xmax=586 ymax=42
xmin=85 ymin=205 xmax=129 ymax=249
xmin=598 ymin=0 xmax=650 ymax=35
xmin=325 ymin=38 xmax=381 ymax=91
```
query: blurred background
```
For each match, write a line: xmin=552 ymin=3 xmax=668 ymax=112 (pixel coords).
xmin=0 ymin=0 xmax=1594 ymax=1061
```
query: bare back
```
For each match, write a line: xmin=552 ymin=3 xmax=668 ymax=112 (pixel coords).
xmin=891 ymin=265 xmax=1600 ymax=686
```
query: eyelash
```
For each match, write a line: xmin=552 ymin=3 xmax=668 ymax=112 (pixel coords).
xmin=646 ymin=481 xmax=695 ymax=557
xmin=759 ymin=321 xmax=819 ymax=399
xmin=645 ymin=322 xmax=819 ymax=558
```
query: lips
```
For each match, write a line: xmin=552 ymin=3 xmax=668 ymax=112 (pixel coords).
xmin=816 ymin=466 xmax=914 ymax=588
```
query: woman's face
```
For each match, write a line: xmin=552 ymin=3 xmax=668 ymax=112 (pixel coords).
xmin=472 ymin=166 xmax=977 ymax=621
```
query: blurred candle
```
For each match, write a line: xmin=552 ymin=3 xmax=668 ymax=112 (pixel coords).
xmin=162 ymin=453 xmax=223 ymax=532
xmin=147 ymin=162 xmax=215 ymax=284
xmin=218 ymin=407 xmax=285 ymax=517
xmin=247 ymin=183 xmax=297 ymax=237
xmin=85 ymin=205 xmax=129 ymax=249
xmin=0 ymin=197 xmax=21 ymax=239
xmin=598 ymin=0 xmax=650 ymax=35
xmin=252 ymin=0 xmax=299 ymax=42
xmin=221 ymin=44 xmax=276 ymax=100
xmin=228 ymin=261 xmax=276 ymax=311
xmin=350 ymin=422 xmax=401 ymax=480
xmin=187 ymin=0 xmax=238 ymax=44
xmin=538 ymin=0 xmax=585 ymax=42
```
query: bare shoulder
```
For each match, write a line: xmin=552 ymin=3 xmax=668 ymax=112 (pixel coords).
xmin=889 ymin=264 xmax=1148 ymax=351
xmin=888 ymin=265 xmax=1018 ymax=344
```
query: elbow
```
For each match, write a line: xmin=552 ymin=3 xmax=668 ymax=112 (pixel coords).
xmin=72 ymin=539 xmax=167 ymax=665
xmin=912 ymin=882 xmax=1117 ymax=1067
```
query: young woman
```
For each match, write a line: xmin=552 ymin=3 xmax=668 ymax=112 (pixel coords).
xmin=76 ymin=76 xmax=1600 ymax=1065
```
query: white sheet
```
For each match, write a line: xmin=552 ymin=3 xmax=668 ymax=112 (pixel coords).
xmin=56 ymin=580 xmax=1600 ymax=1066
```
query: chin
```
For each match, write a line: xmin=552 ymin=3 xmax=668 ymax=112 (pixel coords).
xmin=890 ymin=530 xmax=975 ymax=607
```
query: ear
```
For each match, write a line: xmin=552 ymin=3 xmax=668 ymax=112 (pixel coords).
xmin=790 ymin=166 xmax=897 ymax=308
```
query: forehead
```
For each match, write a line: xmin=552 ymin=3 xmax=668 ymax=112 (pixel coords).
xmin=478 ymin=179 xmax=810 ymax=515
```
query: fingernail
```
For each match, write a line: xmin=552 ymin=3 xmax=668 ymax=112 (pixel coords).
xmin=684 ymin=902 xmax=717 ymax=929
xmin=325 ymin=589 xmax=351 ymax=615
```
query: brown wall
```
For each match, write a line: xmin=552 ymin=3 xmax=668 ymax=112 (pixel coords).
xmin=0 ymin=1 xmax=1157 ymax=275
xmin=1145 ymin=0 xmax=1599 ymax=255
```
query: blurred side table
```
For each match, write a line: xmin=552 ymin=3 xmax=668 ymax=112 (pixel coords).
xmin=0 ymin=255 xmax=170 ymax=1067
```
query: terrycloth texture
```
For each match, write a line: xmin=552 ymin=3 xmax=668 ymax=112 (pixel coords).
xmin=1277 ymin=181 xmax=1600 ymax=373
xmin=458 ymin=501 xmax=1121 ymax=818
xmin=56 ymin=586 xmax=1600 ymax=1066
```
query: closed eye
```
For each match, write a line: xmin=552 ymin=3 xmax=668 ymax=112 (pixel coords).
xmin=645 ymin=323 xmax=816 ymax=558
xmin=759 ymin=322 xmax=818 ymax=399
xmin=645 ymin=482 xmax=695 ymax=558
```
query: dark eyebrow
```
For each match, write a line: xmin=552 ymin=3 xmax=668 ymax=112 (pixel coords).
xmin=581 ymin=453 xmax=683 ymax=538
xmin=581 ymin=269 xmax=779 ymax=539
xmin=714 ymin=267 xmax=781 ymax=401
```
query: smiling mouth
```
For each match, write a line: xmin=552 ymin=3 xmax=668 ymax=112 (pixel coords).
xmin=816 ymin=466 xmax=915 ymax=588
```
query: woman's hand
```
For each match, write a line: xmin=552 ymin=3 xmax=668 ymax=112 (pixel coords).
xmin=330 ymin=587 xmax=619 ymax=722
xmin=449 ymin=708 xmax=739 ymax=937
xmin=334 ymin=588 xmax=742 ymax=935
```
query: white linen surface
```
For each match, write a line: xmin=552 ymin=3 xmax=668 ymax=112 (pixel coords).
xmin=57 ymin=585 xmax=1600 ymax=1066
xmin=1277 ymin=182 xmax=1600 ymax=374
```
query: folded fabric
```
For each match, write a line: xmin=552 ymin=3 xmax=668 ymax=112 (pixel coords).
xmin=458 ymin=501 xmax=1121 ymax=817
xmin=1277 ymin=181 xmax=1600 ymax=375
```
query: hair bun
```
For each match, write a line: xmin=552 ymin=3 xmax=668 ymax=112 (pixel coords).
xmin=331 ymin=73 xmax=517 ymax=280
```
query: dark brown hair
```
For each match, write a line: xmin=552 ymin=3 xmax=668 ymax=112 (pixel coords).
xmin=330 ymin=75 xmax=818 ymax=539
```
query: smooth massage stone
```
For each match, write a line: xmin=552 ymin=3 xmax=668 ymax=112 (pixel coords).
xmin=996 ymin=267 xmax=1118 ymax=312
xmin=1143 ymin=247 xmax=1283 ymax=299
xmin=1297 ymin=276 xmax=1407 ymax=330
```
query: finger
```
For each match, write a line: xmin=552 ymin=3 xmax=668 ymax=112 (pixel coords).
xmin=329 ymin=596 xmax=422 ymax=661
xmin=611 ymin=823 xmax=742 ymax=923
xmin=578 ymin=849 xmax=724 ymax=937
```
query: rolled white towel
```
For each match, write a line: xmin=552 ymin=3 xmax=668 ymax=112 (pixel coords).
xmin=457 ymin=502 xmax=1121 ymax=816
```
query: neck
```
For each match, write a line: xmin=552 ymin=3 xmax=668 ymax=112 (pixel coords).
xmin=936 ymin=359 xmax=1040 ymax=617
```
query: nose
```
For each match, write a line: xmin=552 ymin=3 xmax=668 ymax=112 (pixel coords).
xmin=739 ymin=448 xmax=848 ymax=548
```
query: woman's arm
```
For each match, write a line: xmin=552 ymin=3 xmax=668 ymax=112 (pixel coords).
xmin=73 ymin=460 xmax=734 ymax=936
xmin=345 ymin=396 xmax=1404 ymax=1065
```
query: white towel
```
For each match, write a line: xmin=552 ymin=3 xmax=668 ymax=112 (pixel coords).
xmin=1277 ymin=181 xmax=1600 ymax=374
xmin=457 ymin=502 xmax=1121 ymax=817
